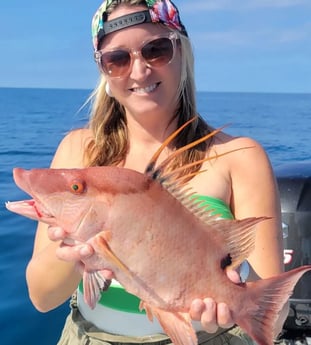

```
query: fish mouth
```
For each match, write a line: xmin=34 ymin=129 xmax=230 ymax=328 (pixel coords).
xmin=5 ymin=199 xmax=56 ymax=224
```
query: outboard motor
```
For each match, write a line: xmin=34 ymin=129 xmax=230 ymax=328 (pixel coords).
xmin=275 ymin=161 xmax=311 ymax=343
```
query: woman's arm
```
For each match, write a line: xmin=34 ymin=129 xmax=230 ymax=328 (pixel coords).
xmin=230 ymin=137 xmax=287 ymax=336
xmin=190 ymin=137 xmax=287 ymax=336
xmin=26 ymin=129 xmax=91 ymax=312
xmin=230 ymin=137 xmax=284 ymax=279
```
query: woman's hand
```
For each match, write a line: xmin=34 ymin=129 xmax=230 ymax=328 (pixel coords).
xmin=48 ymin=226 xmax=94 ymax=260
xmin=189 ymin=269 xmax=240 ymax=333
xmin=49 ymin=226 xmax=243 ymax=329
xmin=47 ymin=226 xmax=114 ymax=280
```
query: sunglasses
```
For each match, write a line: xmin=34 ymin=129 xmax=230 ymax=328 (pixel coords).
xmin=94 ymin=32 xmax=179 ymax=78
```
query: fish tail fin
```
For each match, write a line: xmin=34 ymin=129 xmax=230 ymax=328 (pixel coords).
xmin=141 ymin=302 xmax=197 ymax=345
xmin=82 ymin=270 xmax=108 ymax=309
xmin=239 ymin=265 xmax=311 ymax=345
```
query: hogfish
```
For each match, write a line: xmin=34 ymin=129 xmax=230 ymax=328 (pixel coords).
xmin=6 ymin=119 xmax=311 ymax=345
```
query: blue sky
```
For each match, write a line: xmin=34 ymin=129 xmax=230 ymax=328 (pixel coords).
xmin=1 ymin=0 xmax=310 ymax=93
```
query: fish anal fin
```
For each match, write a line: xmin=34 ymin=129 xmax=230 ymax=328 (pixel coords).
xmin=141 ymin=302 xmax=197 ymax=345
xmin=238 ymin=265 xmax=311 ymax=345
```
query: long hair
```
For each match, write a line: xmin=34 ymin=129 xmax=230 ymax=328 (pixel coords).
xmin=85 ymin=0 xmax=213 ymax=176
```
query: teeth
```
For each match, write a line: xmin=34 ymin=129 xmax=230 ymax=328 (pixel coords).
xmin=132 ymin=84 xmax=157 ymax=94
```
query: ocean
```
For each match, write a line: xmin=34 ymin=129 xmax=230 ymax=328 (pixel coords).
xmin=0 ymin=87 xmax=310 ymax=345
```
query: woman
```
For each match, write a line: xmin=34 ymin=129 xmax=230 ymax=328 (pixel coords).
xmin=25 ymin=0 xmax=288 ymax=344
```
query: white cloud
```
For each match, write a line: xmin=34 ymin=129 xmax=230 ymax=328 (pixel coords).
xmin=277 ymin=28 xmax=309 ymax=43
xmin=180 ymin=0 xmax=233 ymax=11
xmin=248 ymin=0 xmax=310 ymax=9
xmin=180 ymin=0 xmax=311 ymax=12
xmin=180 ymin=0 xmax=237 ymax=12
xmin=193 ymin=30 xmax=248 ymax=46
xmin=192 ymin=25 xmax=310 ymax=49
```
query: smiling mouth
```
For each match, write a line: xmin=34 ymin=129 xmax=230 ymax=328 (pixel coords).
xmin=130 ymin=82 xmax=160 ymax=94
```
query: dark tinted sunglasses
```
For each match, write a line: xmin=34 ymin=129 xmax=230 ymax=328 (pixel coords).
xmin=94 ymin=32 xmax=179 ymax=78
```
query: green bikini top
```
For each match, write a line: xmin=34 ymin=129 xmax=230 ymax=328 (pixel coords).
xmin=190 ymin=194 xmax=233 ymax=220
xmin=78 ymin=195 xmax=233 ymax=313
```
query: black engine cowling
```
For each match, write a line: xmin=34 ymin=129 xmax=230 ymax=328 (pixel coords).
xmin=275 ymin=161 xmax=311 ymax=335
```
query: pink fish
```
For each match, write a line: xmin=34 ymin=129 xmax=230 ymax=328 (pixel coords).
xmin=6 ymin=120 xmax=311 ymax=345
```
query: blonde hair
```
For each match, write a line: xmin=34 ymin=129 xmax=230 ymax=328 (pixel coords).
xmin=85 ymin=0 xmax=212 ymax=174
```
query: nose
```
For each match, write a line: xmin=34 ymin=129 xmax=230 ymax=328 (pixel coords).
xmin=129 ymin=52 xmax=151 ymax=80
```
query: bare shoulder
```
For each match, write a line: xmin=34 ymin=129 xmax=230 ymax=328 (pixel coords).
xmin=213 ymin=133 xmax=278 ymax=215
xmin=210 ymin=131 xmax=269 ymax=170
xmin=219 ymin=135 xmax=271 ymax=173
xmin=59 ymin=128 xmax=93 ymax=148
xmin=51 ymin=128 xmax=93 ymax=169
xmin=209 ymin=133 xmax=283 ymax=279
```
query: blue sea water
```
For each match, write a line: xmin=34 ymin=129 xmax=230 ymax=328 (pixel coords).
xmin=0 ymin=87 xmax=310 ymax=345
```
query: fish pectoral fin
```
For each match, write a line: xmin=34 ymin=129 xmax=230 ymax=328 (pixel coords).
xmin=142 ymin=304 xmax=197 ymax=345
xmin=95 ymin=233 xmax=132 ymax=277
xmin=96 ymin=229 xmax=112 ymax=242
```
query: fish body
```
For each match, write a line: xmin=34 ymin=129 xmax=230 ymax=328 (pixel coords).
xmin=6 ymin=121 xmax=311 ymax=345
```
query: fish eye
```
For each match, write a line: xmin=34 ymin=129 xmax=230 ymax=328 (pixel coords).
xmin=70 ymin=180 xmax=86 ymax=194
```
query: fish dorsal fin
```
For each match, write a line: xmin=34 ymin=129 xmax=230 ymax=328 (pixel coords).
xmin=162 ymin=179 xmax=268 ymax=269
xmin=203 ymin=216 xmax=269 ymax=268
xmin=145 ymin=117 xmax=229 ymax=179
xmin=164 ymin=180 xmax=268 ymax=267
xmin=145 ymin=117 xmax=198 ymax=177
xmin=144 ymin=118 xmax=262 ymax=267
xmin=145 ymin=117 xmax=253 ymax=193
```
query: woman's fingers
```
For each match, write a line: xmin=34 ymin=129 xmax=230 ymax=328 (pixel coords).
xmin=216 ymin=302 xmax=234 ymax=329
xmin=47 ymin=226 xmax=66 ymax=241
xmin=226 ymin=268 xmax=241 ymax=284
xmin=200 ymin=298 xmax=218 ymax=333
xmin=56 ymin=242 xmax=94 ymax=261
xmin=189 ymin=269 xmax=239 ymax=333
xmin=189 ymin=298 xmax=205 ymax=321
xmin=190 ymin=298 xmax=234 ymax=333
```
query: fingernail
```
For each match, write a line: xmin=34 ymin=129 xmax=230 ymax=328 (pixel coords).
xmin=204 ymin=298 xmax=215 ymax=312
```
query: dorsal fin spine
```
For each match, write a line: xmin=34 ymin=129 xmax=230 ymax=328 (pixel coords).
xmin=145 ymin=117 xmax=198 ymax=176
